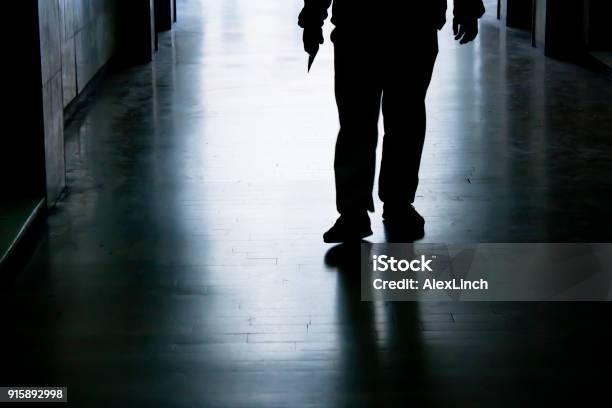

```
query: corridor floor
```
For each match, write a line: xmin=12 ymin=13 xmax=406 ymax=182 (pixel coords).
xmin=2 ymin=0 xmax=612 ymax=406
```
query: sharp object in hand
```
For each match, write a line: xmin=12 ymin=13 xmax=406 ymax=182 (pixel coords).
xmin=307 ymin=52 xmax=317 ymax=72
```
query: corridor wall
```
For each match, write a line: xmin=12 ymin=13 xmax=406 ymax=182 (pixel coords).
xmin=59 ymin=0 xmax=118 ymax=108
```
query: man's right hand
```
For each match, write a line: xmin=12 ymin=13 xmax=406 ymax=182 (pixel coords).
xmin=303 ymin=26 xmax=324 ymax=56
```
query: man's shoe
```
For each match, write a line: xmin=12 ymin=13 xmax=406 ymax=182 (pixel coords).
xmin=323 ymin=214 xmax=373 ymax=243
xmin=383 ymin=205 xmax=425 ymax=241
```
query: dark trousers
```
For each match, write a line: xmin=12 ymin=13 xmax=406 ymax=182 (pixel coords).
xmin=333 ymin=29 xmax=438 ymax=214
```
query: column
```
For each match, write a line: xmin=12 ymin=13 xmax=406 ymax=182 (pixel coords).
xmin=116 ymin=0 xmax=156 ymax=66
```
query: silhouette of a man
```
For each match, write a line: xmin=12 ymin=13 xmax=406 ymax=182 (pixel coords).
xmin=298 ymin=0 xmax=485 ymax=243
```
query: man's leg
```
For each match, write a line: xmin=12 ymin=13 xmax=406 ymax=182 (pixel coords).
xmin=323 ymin=40 xmax=382 ymax=243
xmin=334 ymin=41 xmax=383 ymax=216
xmin=379 ymin=30 xmax=438 ymax=214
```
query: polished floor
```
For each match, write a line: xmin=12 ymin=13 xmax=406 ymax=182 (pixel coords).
xmin=2 ymin=0 xmax=612 ymax=406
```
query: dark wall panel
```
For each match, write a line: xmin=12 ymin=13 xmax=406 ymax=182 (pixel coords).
xmin=533 ymin=0 xmax=596 ymax=60
xmin=60 ymin=0 xmax=118 ymax=108
xmin=586 ymin=0 xmax=612 ymax=51
xmin=38 ymin=0 xmax=66 ymax=203
xmin=505 ymin=0 xmax=533 ymax=30
xmin=60 ymin=0 xmax=78 ymax=106
xmin=116 ymin=0 xmax=156 ymax=66
xmin=543 ymin=1 xmax=587 ymax=59
xmin=155 ymin=0 xmax=172 ymax=32
xmin=4 ymin=2 xmax=47 ymax=200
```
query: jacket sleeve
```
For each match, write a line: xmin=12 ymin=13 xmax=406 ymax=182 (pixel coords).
xmin=454 ymin=0 xmax=486 ymax=21
xmin=298 ymin=0 xmax=332 ymax=28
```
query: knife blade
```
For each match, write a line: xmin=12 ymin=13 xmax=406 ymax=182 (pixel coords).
xmin=307 ymin=52 xmax=317 ymax=72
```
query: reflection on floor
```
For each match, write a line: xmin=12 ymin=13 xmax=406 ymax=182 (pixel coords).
xmin=2 ymin=0 xmax=612 ymax=406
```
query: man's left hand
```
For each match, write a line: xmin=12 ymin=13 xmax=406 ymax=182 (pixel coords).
xmin=453 ymin=18 xmax=479 ymax=44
